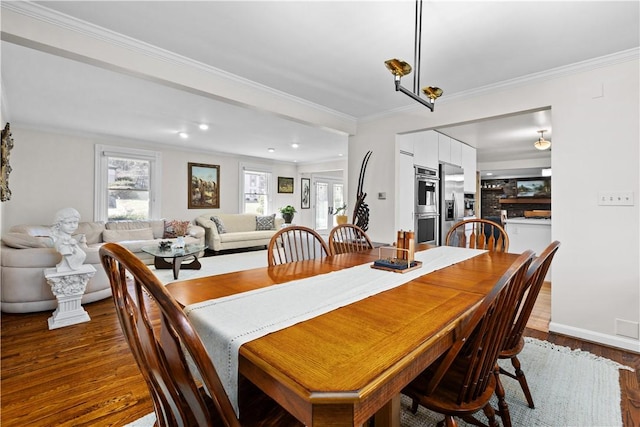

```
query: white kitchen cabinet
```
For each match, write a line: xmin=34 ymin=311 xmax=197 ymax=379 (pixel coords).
xmin=438 ymin=133 xmax=463 ymax=167
xmin=414 ymin=130 xmax=439 ymax=170
xmin=438 ymin=133 xmax=451 ymax=164
xmin=396 ymin=150 xmax=415 ymax=231
xmin=461 ymin=143 xmax=477 ymax=194
xmin=450 ymin=138 xmax=462 ymax=167
xmin=504 ymin=218 xmax=552 ymax=279
xmin=397 ymin=133 xmax=414 ymax=155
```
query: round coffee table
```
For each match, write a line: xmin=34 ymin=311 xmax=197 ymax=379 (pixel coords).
xmin=141 ymin=243 xmax=207 ymax=280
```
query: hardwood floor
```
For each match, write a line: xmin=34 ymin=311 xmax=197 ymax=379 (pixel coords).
xmin=1 ymin=282 xmax=638 ymax=426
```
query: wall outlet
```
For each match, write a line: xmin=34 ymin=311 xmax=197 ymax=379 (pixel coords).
xmin=598 ymin=191 xmax=634 ymax=206
xmin=378 ymin=192 xmax=386 ymax=200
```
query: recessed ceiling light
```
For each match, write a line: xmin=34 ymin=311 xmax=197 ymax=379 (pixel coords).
xmin=291 ymin=143 xmax=299 ymax=148
xmin=178 ymin=132 xmax=189 ymax=139
xmin=268 ymin=148 xmax=275 ymax=153
xmin=199 ymin=123 xmax=209 ymax=131
xmin=486 ymin=172 xmax=493 ymax=176
xmin=338 ymin=153 xmax=343 ymax=157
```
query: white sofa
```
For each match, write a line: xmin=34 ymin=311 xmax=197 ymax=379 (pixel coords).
xmin=195 ymin=213 xmax=283 ymax=253
xmin=1 ymin=219 xmax=205 ymax=313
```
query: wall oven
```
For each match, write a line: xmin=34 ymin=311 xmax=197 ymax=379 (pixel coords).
xmin=415 ymin=213 xmax=439 ymax=245
xmin=415 ymin=166 xmax=439 ymax=214
xmin=415 ymin=166 xmax=439 ymax=245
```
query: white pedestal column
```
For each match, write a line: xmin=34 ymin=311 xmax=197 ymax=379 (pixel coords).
xmin=44 ymin=264 xmax=96 ymax=330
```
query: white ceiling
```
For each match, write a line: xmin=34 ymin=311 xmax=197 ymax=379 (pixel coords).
xmin=1 ymin=1 xmax=638 ymax=172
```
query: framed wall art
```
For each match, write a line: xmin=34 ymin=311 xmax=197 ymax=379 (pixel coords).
xmin=278 ymin=176 xmax=294 ymax=194
xmin=301 ymin=178 xmax=310 ymax=209
xmin=188 ymin=162 xmax=220 ymax=209
xmin=1 ymin=123 xmax=14 ymax=202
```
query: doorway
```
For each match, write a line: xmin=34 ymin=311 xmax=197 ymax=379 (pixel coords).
xmin=314 ymin=177 xmax=344 ymax=236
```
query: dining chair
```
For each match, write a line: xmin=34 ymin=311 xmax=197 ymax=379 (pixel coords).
xmin=327 ymin=223 xmax=374 ymax=255
xmin=267 ymin=225 xmax=330 ymax=266
xmin=99 ymin=242 xmax=302 ymax=427
xmin=402 ymin=250 xmax=534 ymax=427
xmin=445 ymin=218 xmax=510 ymax=252
xmin=496 ymin=241 xmax=561 ymax=410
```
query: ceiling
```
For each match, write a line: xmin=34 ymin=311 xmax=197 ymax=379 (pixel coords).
xmin=1 ymin=1 xmax=638 ymax=172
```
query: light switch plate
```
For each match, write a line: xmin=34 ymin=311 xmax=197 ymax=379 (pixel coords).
xmin=598 ymin=191 xmax=634 ymax=206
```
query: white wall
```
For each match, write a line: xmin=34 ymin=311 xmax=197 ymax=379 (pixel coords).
xmin=1 ymin=126 xmax=308 ymax=228
xmin=350 ymin=58 xmax=640 ymax=352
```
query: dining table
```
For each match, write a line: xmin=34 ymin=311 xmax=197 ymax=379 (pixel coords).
xmin=165 ymin=244 xmax=521 ymax=427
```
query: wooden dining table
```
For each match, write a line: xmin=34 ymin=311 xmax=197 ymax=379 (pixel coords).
xmin=166 ymin=246 xmax=520 ymax=427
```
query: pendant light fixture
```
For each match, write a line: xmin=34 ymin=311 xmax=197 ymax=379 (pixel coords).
xmin=385 ymin=0 xmax=442 ymax=111
xmin=534 ymin=130 xmax=551 ymax=150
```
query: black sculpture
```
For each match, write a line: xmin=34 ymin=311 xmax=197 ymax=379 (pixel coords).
xmin=352 ymin=150 xmax=372 ymax=231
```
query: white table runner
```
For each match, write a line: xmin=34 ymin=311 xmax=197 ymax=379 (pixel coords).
xmin=184 ymin=246 xmax=485 ymax=415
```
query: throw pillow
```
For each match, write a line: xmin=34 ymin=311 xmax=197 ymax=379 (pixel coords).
xmin=163 ymin=220 xmax=191 ymax=238
xmin=256 ymin=214 xmax=275 ymax=231
xmin=210 ymin=216 xmax=226 ymax=234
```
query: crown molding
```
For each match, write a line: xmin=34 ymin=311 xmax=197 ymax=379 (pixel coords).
xmin=4 ymin=2 xmax=638 ymax=126
xmin=361 ymin=47 xmax=640 ymax=123
xmin=1 ymin=1 xmax=356 ymax=125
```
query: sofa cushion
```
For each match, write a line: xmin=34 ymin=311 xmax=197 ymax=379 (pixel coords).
xmin=211 ymin=216 xmax=227 ymax=234
xmin=256 ymin=214 xmax=276 ymax=231
xmin=76 ymin=221 xmax=105 ymax=245
xmin=215 ymin=214 xmax=260 ymax=233
xmin=106 ymin=220 xmax=165 ymax=239
xmin=103 ymin=227 xmax=155 ymax=243
xmin=163 ymin=220 xmax=191 ymax=238
xmin=219 ymin=230 xmax=280 ymax=243
xmin=2 ymin=233 xmax=53 ymax=249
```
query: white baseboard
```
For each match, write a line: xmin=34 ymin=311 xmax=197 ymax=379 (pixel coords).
xmin=549 ymin=321 xmax=640 ymax=353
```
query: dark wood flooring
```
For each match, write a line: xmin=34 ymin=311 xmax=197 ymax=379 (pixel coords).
xmin=2 ymin=288 xmax=639 ymax=426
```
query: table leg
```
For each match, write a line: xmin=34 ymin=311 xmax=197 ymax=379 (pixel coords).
xmin=373 ymin=395 xmax=401 ymax=427
xmin=154 ymin=255 xmax=202 ymax=280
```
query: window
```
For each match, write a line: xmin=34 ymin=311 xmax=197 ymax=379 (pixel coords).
xmin=95 ymin=145 xmax=161 ymax=221
xmin=241 ymin=164 xmax=272 ymax=215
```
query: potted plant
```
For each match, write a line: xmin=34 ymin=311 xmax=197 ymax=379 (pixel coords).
xmin=334 ymin=204 xmax=348 ymax=225
xmin=279 ymin=205 xmax=297 ymax=224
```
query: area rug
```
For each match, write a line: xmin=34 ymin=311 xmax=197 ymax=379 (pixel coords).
xmin=125 ymin=337 xmax=631 ymax=426
xmin=150 ymin=249 xmax=268 ymax=284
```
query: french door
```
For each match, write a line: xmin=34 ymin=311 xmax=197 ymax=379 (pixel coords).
xmin=314 ymin=178 xmax=344 ymax=235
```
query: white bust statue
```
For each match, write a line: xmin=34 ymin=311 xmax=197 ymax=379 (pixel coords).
xmin=51 ymin=207 xmax=87 ymax=272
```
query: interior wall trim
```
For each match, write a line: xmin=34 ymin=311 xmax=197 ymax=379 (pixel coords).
xmin=549 ymin=321 xmax=640 ymax=354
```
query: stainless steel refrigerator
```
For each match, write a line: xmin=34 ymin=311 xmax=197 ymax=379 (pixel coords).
xmin=440 ymin=163 xmax=465 ymax=244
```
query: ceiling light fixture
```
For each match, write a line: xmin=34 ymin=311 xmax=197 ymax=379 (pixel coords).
xmin=291 ymin=143 xmax=299 ymax=148
xmin=268 ymin=148 xmax=275 ymax=153
xmin=178 ymin=132 xmax=188 ymax=139
xmin=534 ymin=130 xmax=551 ymax=150
xmin=199 ymin=123 xmax=209 ymax=131
xmin=384 ymin=0 xmax=442 ymax=112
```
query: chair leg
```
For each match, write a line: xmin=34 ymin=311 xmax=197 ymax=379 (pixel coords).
xmin=481 ymin=403 xmax=499 ymax=427
xmin=410 ymin=398 xmax=419 ymax=414
xmin=443 ymin=415 xmax=458 ymax=427
xmin=510 ymin=355 xmax=535 ymax=409
xmin=493 ymin=370 xmax=512 ymax=427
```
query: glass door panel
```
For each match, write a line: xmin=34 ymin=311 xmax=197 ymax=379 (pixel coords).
xmin=314 ymin=179 xmax=344 ymax=235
